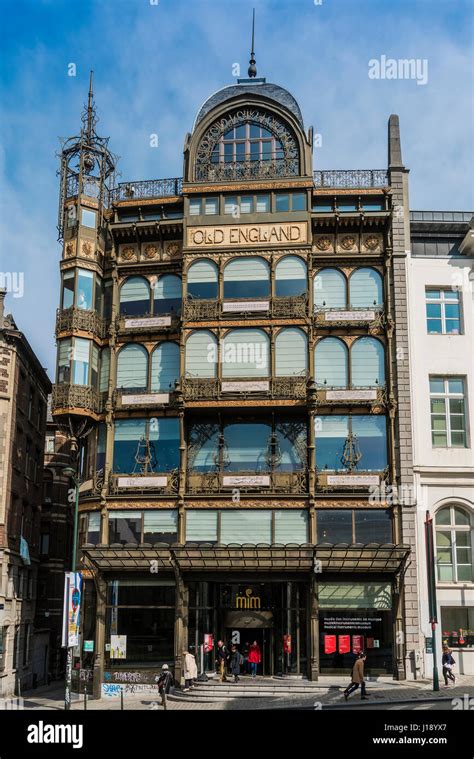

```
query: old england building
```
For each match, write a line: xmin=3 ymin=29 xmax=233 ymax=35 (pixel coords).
xmin=51 ymin=66 xmax=423 ymax=694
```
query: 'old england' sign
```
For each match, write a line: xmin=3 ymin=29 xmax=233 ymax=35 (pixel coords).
xmin=187 ymin=221 xmax=308 ymax=249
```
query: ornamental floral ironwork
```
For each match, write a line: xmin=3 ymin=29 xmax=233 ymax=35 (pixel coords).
xmin=195 ymin=109 xmax=300 ymax=182
xmin=56 ymin=307 xmax=107 ymax=339
xmin=51 ymin=384 xmax=104 ymax=415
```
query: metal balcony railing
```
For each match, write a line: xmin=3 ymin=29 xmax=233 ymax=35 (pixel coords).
xmin=51 ymin=384 xmax=105 ymax=415
xmin=183 ymin=294 xmax=308 ymax=321
xmin=182 ymin=376 xmax=307 ymax=402
xmin=186 ymin=470 xmax=307 ymax=495
xmin=109 ymin=178 xmax=183 ymax=203
xmin=313 ymin=170 xmax=389 ymax=189
xmin=56 ymin=308 xmax=107 ymax=339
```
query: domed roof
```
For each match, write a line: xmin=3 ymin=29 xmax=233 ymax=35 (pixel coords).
xmin=193 ymin=81 xmax=305 ymax=132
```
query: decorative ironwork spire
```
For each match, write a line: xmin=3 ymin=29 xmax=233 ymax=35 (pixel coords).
xmin=248 ymin=9 xmax=257 ymax=78
xmin=341 ymin=433 xmax=362 ymax=472
xmin=82 ymin=70 xmax=97 ymax=140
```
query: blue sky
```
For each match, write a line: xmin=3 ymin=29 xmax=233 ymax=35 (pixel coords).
xmin=0 ymin=0 xmax=473 ymax=375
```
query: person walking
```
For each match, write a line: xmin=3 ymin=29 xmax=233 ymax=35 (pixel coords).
xmin=183 ymin=649 xmax=198 ymax=691
xmin=230 ymin=645 xmax=242 ymax=683
xmin=343 ymin=652 xmax=369 ymax=700
xmin=156 ymin=664 xmax=174 ymax=709
xmin=442 ymin=645 xmax=456 ymax=686
xmin=248 ymin=640 xmax=261 ymax=678
xmin=216 ymin=640 xmax=229 ymax=682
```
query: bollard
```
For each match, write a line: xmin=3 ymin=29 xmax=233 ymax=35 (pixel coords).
xmin=120 ymin=686 xmax=124 ymax=710
xmin=84 ymin=685 xmax=88 ymax=710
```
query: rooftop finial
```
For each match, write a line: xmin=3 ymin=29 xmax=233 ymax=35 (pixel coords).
xmin=248 ymin=9 xmax=257 ymax=78
xmin=82 ymin=69 xmax=97 ymax=140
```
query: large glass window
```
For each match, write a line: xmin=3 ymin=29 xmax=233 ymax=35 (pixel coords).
xmin=77 ymin=270 xmax=94 ymax=310
xmin=275 ymin=328 xmax=307 ymax=376
xmin=185 ymin=331 xmax=218 ymax=378
xmin=349 ymin=268 xmax=383 ymax=308
xmin=143 ymin=511 xmax=178 ymax=545
xmin=212 ymin=123 xmax=284 ymax=164
xmin=317 ymin=510 xmax=352 ymax=543
xmin=225 ymin=423 xmax=271 ymax=471
xmin=221 ymin=511 xmax=272 ymax=544
xmin=109 ymin=510 xmax=142 ymax=545
xmin=436 ymin=505 xmax=472 ymax=582
xmin=113 ymin=418 xmax=180 ymax=474
xmin=351 ymin=337 xmax=385 ymax=387
xmin=187 ymin=260 xmax=218 ymax=300
xmin=151 ymin=342 xmax=180 ymax=392
xmin=153 ymin=274 xmax=182 ymax=315
xmin=223 ymin=257 xmax=270 ymax=299
xmin=426 ymin=289 xmax=462 ymax=334
xmin=119 ymin=277 xmax=151 ymax=316
xmin=116 ymin=344 xmax=148 ymax=392
xmin=430 ymin=377 xmax=467 ymax=447
xmin=57 ymin=337 xmax=95 ymax=387
xmin=315 ymin=415 xmax=387 ymax=471
xmin=314 ymin=269 xmax=346 ymax=308
xmin=61 ymin=268 xmax=98 ymax=311
xmin=315 ymin=338 xmax=348 ymax=387
xmin=275 ymin=256 xmax=307 ymax=297
xmin=222 ymin=329 xmax=270 ymax=378
xmin=62 ymin=271 xmax=75 ymax=309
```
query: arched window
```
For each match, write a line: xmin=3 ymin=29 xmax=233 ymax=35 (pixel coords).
xmin=435 ymin=505 xmax=473 ymax=582
xmin=314 ymin=269 xmax=346 ymax=308
xmin=224 ymin=257 xmax=270 ymax=299
xmin=275 ymin=256 xmax=307 ymax=297
xmin=187 ymin=260 xmax=218 ymax=300
xmin=351 ymin=337 xmax=385 ymax=387
xmin=120 ymin=277 xmax=150 ymax=316
xmin=185 ymin=331 xmax=217 ymax=378
xmin=153 ymin=274 xmax=182 ymax=315
xmin=222 ymin=329 xmax=269 ymax=378
xmin=151 ymin=342 xmax=180 ymax=392
xmin=315 ymin=338 xmax=348 ymax=387
xmin=211 ymin=124 xmax=284 ymax=165
xmin=349 ymin=268 xmax=383 ymax=308
xmin=275 ymin=328 xmax=307 ymax=376
xmin=116 ymin=344 xmax=148 ymax=392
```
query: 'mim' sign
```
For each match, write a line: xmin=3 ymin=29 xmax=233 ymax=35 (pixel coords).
xmin=236 ymin=588 xmax=261 ymax=609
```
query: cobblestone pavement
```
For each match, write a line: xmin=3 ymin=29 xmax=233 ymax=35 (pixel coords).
xmin=18 ymin=676 xmax=474 ymax=711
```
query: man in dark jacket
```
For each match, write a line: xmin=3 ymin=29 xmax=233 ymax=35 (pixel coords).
xmin=216 ymin=640 xmax=228 ymax=682
xmin=156 ymin=664 xmax=174 ymax=709
xmin=442 ymin=645 xmax=456 ymax=686
xmin=343 ymin=653 xmax=369 ymax=700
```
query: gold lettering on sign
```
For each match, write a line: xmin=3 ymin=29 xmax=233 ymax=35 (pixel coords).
xmin=235 ymin=588 xmax=261 ymax=610
xmin=187 ymin=222 xmax=307 ymax=248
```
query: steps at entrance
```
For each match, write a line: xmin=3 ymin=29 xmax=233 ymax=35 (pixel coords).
xmin=169 ymin=677 xmax=335 ymax=703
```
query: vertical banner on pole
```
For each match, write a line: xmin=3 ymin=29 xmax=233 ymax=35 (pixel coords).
xmin=62 ymin=571 xmax=83 ymax=648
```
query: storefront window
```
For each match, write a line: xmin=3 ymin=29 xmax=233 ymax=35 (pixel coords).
xmin=108 ymin=511 xmax=142 ymax=545
xmin=105 ymin=580 xmax=175 ymax=666
xmin=441 ymin=607 xmax=474 ymax=649
xmin=316 ymin=510 xmax=392 ymax=543
xmin=113 ymin=418 xmax=179 ymax=474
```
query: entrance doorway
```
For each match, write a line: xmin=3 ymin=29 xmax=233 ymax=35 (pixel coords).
xmin=225 ymin=627 xmax=272 ymax=677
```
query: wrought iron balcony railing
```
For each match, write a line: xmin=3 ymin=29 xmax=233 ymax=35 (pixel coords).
xmin=182 ymin=376 xmax=307 ymax=402
xmin=109 ymin=178 xmax=183 ymax=204
xmin=195 ymin=158 xmax=300 ymax=183
xmin=183 ymin=294 xmax=308 ymax=321
xmin=51 ymin=384 xmax=105 ymax=415
xmin=186 ymin=470 xmax=307 ymax=495
xmin=313 ymin=170 xmax=389 ymax=189
xmin=56 ymin=307 xmax=107 ymax=339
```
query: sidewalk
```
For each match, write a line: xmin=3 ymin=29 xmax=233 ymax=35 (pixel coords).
xmin=19 ymin=676 xmax=474 ymax=711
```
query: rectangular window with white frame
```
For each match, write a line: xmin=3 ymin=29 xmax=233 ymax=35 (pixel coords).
xmin=430 ymin=377 xmax=467 ymax=448
xmin=425 ymin=288 xmax=462 ymax=334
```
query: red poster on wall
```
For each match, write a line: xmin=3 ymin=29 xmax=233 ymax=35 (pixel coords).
xmin=338 ymin=635 xmax=351 ymax=655
xmin=352 ymin=635 xmax=364 ymax=654
xmin=324 ymin=635 xmax=337 ymax=654
xmin=204 ymin=634 xmax=214 ymax=652
xmin=284 ymin=635 xmax=292 ymax=654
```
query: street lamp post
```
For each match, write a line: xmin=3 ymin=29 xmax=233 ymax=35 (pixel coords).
xmin=424 ymin=511 xmax=440 ymax=692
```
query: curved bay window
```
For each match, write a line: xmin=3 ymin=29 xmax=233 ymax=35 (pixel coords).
xmin=57 ymin=337 xmax=100 ymax=388
xmin=435 ymin=505 xmax=473 ymax=582
xmin=195 ymin=109 xmax=300 ymax=181
xmin=61 ymin=268 xmax=102 ymax=313
xmin=315 ymin=415 xmax=388 ymax=472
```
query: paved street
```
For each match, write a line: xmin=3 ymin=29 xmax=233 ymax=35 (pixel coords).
xmin=18 ymin=676 xmax=474 ymax=711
